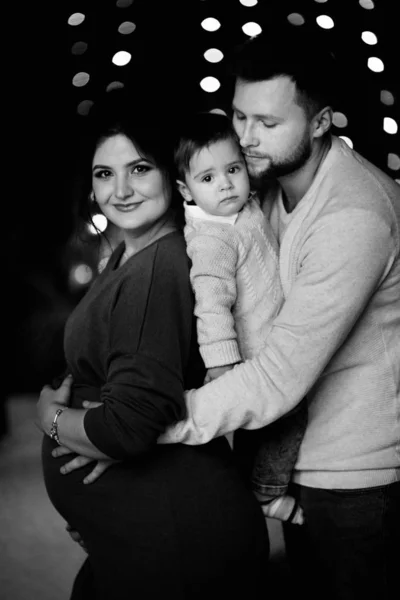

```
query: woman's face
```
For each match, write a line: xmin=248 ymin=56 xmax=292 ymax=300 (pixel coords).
xmin=92 ymin=134 xmax=171 ymax=234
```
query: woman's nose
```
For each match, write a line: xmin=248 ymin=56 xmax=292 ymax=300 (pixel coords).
xmin=115 ymin=177 xmax=133 ymax=199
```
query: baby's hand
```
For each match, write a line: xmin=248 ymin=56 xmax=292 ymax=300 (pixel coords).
xmin=204 ymin=364 xmax=235 ymax=384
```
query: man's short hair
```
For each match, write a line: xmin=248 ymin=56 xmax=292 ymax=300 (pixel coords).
xmin=229 ymin=29 xmax=338 ymax=119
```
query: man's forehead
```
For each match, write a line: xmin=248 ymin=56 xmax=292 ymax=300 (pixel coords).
xmin=233 ymin=76 xmax=297 ymax=111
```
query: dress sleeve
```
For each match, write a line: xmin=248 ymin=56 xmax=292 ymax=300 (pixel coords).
xmin=186 ymin=228 xmax=242 ymax=368
xmin=84 ymin=241 xmax=194 ymax=458
xmin=159 ymin=208 xmax=396 ymax=444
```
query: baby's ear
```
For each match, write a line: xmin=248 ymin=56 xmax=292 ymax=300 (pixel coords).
xmin=176 ymin=180 xmax=193 ymax=203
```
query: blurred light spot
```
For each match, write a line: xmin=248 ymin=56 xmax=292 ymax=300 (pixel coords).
xmin=106 ymin=81 xmax=125 ymax=92
xmin=71 ymin=41 xmax=88 ymax=55
xmin=72 ymin=72 xmax=90 ymax=87
xmin=395 ymin=179 xmax=400 ymax=185
xmin=333 ymin=112 xmax=348 ymax=128
xmin=240 ymin=0 xmax=258 ymax=6
xmin=204 ymin=48 xmax=224 ymax=63
xmin=112 ymin=51 xmax=131 ymax=66
xmin=71 ymin=264 xmax=94 ymax=286
xmin=201 ymin=18 xmax=221 ymax=32
xmin=314 ymin=0 xmax=328 ymax=3
xmin=200 ymin=77 xmax=221 ymax=93
xmin=316 ymin=15 xmax=334 ymax=29
xmin=367 ymin=57 xmax=384 ymax=72
xmin=88 ymin=214 xmax=108 ymax=235
xmin=380 ymin=90 xmax=394 ymax=106
xmin=383 ymin=117 xmax=398 ymax=134
xmin=339 ymin=136 xmax=353 ymax=148
xmin=388 ymin=153 xmax=400 ymax=170
xmin=77 ymin=100 xmax=94 ymax=116
xmin=68 ymin=13 xmax=85 ymax=26
xmin=242 ymin=22 xmax=262 ymax=36
xmin=361 ymin=31 xmax=377 ymax=45
xmin=359 ymin=0 xmax=374 ymax=9
xmin=209 ymin=108 xmax=227 ymax=115
xmin=287 ymin=13 xmax=305 ymax=26
xmin=118 ymin=21 xmax=136 ymax=35
xmin=116 ymin=0 xmax=134 ymax=7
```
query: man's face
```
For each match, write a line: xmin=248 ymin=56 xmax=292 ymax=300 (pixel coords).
xmin=232 ymin=76 xmax=313 ymax=183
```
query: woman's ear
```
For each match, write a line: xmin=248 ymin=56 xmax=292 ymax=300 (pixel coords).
xmin=176 ymin=180 xmax=193 ymax=203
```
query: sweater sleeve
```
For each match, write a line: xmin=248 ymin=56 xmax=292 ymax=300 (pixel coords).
xmin=159 ymin=208 xmax=396 ymax=444
xmin=186 ymin=228 xmax=242 ymax=368
xmin=84 ymin=241 xmax=193 ymax=458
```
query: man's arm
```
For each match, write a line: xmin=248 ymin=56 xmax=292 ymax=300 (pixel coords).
xmin=160 ymin=209 xmax=395 ymax=444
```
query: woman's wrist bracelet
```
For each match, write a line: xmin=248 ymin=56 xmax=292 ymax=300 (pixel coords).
xmin=49 ymin=407 xmax=68 ymax=445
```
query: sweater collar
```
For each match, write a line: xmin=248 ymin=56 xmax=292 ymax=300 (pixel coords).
xmin=184 ymin=202 xmax=240 ymax=225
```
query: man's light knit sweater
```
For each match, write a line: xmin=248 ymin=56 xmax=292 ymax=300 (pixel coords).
xmin=161 ymin=137 xmax=400 ymax=490
xmin=183 ymin=198 xmax=283 ymax=367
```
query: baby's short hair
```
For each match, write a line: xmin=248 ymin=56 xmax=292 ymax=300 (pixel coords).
xmin=174 ymin=112 xmax=239 ymax=181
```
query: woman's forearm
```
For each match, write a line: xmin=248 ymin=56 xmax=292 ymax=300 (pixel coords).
xmin=48 ymin=407 xmax=111 ymax=460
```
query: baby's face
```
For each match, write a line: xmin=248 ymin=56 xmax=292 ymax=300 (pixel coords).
xmin=183 ymin=138 xmax=250 ymax=217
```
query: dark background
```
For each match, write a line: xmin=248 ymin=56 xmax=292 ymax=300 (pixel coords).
xmin=3 ymin=0 xmax=399 ymax=431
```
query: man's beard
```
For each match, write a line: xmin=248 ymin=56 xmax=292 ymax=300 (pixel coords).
xmin=247 ymin=133 xmax=312 ymax=187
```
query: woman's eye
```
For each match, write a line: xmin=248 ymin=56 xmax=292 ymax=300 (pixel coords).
xmin=261 ymin=122 xmax=277 ymax=129
xmin=132 ymin=164 xmax=150 ymax=175
xmin=94 ymin=170 xmax=112 ymax=179
xmin=234 ymin=113 xmax=245 ymax=121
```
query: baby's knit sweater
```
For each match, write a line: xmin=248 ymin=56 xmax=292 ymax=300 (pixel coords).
xmin=183 ymin=198 xmax=283 ymax=368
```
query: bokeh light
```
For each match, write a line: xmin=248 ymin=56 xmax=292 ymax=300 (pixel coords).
xmin=201 ymin=18 xmax=221 ymax=32
xmin=200 ymin=77 xmax=221 ymax=92
xmin=68 ymin=13 xmax=85 ymax=26
xmin=242 ymin=22 xmax=262 ymax=36
xmin=383 ymin=117 xmax=398 ymax=134
xmin=367 ymin=57 xmax=384 ymax=72
xmin=204 ymin=48 xmax=224 ymax=63
xmin=112 ymin=51 xmax=132 ymax=66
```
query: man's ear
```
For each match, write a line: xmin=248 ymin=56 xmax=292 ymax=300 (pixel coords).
xmin=312 ymin=106 xmax=332 ymax=139
xmin=176 ymin=180 xmax=193 ymax=203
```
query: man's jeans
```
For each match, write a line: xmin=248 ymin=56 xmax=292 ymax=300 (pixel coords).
xmin=283 ymin=480 xmax=400 ymax=600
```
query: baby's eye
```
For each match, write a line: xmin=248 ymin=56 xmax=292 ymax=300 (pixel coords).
xmin=228 ymin=166 xmax=241 ymax=174
xmin=202 ymin=175 xmax=212 ymax=183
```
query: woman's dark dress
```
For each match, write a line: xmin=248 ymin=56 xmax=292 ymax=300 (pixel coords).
xmin=42 ymin=232 xmax=269 ymax=599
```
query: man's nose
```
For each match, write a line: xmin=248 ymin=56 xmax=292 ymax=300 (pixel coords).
xmin=239 ymin=123 xmax=257 ymax=148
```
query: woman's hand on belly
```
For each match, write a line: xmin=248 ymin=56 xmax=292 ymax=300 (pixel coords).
xmin=36 ymin=374 xmax=73 ymax=435
xmin=52 ymin=445 xmax=120 ymax=484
